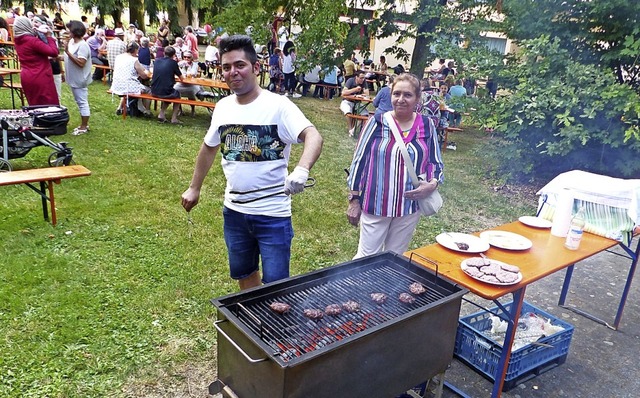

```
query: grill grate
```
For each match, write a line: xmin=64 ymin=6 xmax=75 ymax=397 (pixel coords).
xmin=231 ymin=263 xmax=448 ymax=362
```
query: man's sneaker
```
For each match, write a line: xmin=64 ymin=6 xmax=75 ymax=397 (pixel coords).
xmin=292 ymin=93 xmax=302 ymax=98
xmin=446 ymin=142 xmax=457 ymax=150
xmin=284 ymin=92 xmax=289 ymax=97
xmin=348 ymin=127 xmax=355 ymax=137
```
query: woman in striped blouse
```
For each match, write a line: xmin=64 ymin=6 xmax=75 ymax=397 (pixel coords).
xmin=346 ymin=73 xmax=444 ymax=258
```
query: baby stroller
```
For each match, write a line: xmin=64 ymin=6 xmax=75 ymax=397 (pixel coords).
xmin=0 ymin=105 xmax=72 ymax=171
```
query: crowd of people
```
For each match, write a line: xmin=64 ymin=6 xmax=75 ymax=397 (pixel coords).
xmin=8 ymin=7 xmax=227 ymax=129
xmin=8 ymin=9 xmax=457 ymax=296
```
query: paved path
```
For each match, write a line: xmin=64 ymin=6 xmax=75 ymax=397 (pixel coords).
xmin=441 ymin=243 xmax=640 ymax=397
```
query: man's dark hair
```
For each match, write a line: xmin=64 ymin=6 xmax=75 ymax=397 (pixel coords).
xmin=66 ymin=20 xmax=86 ymax=38
xmin=126 ymin=41 xmax=139 ymax=54
xmin=164 ymin=45 xmax=176 ymax=58
xmin=219 ymin=35 xmax=257 ymax=64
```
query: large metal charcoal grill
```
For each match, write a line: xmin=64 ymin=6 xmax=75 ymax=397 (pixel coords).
xmin=210 ymin=252 xmax=467 ymax=398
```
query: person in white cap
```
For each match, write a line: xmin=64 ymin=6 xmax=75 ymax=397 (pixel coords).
xmin=107 ymin=27 xmax=127 ymax=76
xmin=125 ymin=23 xmax=136 ymax=43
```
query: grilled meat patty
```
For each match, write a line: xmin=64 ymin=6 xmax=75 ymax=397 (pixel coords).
xmin=325 ymin=304 xmax=342 ymax=316
xmin=399 ymin=292 xmax=416 ymax=304
xmin=409 ymin=282 xmax=426 ymax=295
xmin=342 ymin=300 xmax=361 ymax=313
xmin=303 ymin=308 xmax=324 ymax=320
xmin=370 ymin=292 xmax=388 ymax=304
xmin=269 ymin=302 xmax=291 ymax=314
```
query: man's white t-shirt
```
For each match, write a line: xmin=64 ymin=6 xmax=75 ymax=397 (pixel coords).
xmin=204 ymin=90 xmax=313 ymax=217
xmin=204 ymin=45 xmax=219 ymax=63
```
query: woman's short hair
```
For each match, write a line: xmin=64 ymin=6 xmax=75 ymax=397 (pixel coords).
xmin=66 ymin=20 xmax=86 ymax=38
xmin=392 ymin=73 xmax=421 ymax=97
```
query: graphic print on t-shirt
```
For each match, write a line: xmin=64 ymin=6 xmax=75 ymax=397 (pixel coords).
xmin=220 ymin=124 xmax=285 ymax=162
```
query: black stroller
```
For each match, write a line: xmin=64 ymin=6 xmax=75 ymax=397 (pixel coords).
xmin=0 ymin=105 xmax=72 ymax=171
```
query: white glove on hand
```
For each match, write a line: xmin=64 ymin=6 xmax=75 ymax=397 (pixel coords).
xmin=284 ymin=166 xmax=309 ymax=195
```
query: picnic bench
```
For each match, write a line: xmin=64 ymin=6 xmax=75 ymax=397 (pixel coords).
xmin=107 ymin=90 xmax=216 ymax=120
xmin=93 ymin=64 xmax=112 ymax=85
xmin=0 ymin=165 xmax=92 ymax=226
xmin=441 ymin=126 xmax=463 ymax=151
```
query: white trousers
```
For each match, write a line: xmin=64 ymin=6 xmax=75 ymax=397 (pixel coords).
xmin=354 ymin=211 xmax=422 ymax=259
xmin=53 ymin=74 xmax=62 ymax=103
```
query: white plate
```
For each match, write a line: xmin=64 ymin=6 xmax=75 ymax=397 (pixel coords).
xmin=435 ymin=232 xmax=490 ymax=253
xmin=461 ymin=258 xmax=523 ymax=286
xmin=480 ymin=230 xmax=533 ymax=251
xmin=519 ymin=216 xmax=552 ymax=229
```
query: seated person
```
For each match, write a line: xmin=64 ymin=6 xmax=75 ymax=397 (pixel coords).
xmin=314 ymin=65 xmax=340 ymax=99
xmin=174 ymin=51 xmax=214 ymax=116
xmin=340 ymin=70 xmax=369 ymax=136
xmin=447 ymin=79 xmax=466 ymax=127
xmin=150 ymin=46 xmax=183 ymax=124
xmin=138 ymin=37 xmax=153 ymax=71
xmin=372 ymin=75 xmax=394 ymax=118
xmin=300 ymin=65 xmax=320 ymax=97
xmin=110 ymin=41 xmax=152 ymax=116
xmin=203 ymin=39 xmax=220 ymax=78
xmin=87 ymin=28 xmax=108 ymax=81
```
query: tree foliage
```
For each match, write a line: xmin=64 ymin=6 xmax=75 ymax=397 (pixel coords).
xmin=486 ymin=36 xmax=640 ymax=180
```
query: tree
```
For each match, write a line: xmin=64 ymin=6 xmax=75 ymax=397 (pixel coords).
xmin=501 ymin=0 xmax=640 ymax=89
xmin=486 ymin=35 xmax=640 ymax=180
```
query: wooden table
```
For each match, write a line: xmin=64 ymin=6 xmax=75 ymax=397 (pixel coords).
xmin=0 ymin=67 xmax=22 ymax=108
xmin=406 ymin=221 xmax=639 ymax=397
xmin=0 ymin=165 xmax=92 ymax=225
xmin=179 ymin=76 xmax=231 ymax=98
xmin=343 ymin=94 xmax=372 ymax=115
xmin=343 ymin=94 xmax=373 ymax=136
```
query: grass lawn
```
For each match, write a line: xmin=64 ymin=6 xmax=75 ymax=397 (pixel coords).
xmin=0 ymin=81 xmax=537 ymax=397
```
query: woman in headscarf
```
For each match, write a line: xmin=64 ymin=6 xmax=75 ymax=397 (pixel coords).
xmin=13 ymin=16 xmax=60 ymax=105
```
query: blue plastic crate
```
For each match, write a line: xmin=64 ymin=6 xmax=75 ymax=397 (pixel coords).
xmin=454 ymin=301 xmax=574 ymax=391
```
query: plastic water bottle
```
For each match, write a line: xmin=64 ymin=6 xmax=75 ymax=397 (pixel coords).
xmin=564 ymin=207 xmax=586 ymax=250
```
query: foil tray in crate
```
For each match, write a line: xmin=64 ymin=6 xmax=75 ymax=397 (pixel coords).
xmin=454 ymin=301 xmax=574 ymax=391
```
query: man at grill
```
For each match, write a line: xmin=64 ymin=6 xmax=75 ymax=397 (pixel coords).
xmin=181 ymin=35 xmax=323 ymax=290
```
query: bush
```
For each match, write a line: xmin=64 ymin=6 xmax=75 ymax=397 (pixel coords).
xmin=485 ymin=36 xmax=640 ymax=180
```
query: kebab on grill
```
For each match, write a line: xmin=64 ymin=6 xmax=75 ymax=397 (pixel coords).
xmin=303 ymin=308 xmax=325 ymax=320
xmin=398 ymin=292 xmax=416 ymax=304
xmin=325 ymin=304 xmax=342 ymax=316
xmin=269 ymin=302 xmax=291 ymax=314
xmin=409 ymin=282 xmax=426 ymax=295
xmin=342 ymin=300 xmax=361 ymax=313
xmin=370 ymin=292 xmax=388 ymax=304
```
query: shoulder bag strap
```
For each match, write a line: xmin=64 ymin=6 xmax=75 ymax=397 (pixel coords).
xmin=384 ymin=112 xmax=421 ymax=189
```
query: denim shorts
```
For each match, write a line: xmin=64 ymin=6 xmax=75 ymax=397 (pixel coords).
xmin=223 ymin=206 xmax=294 ymax=283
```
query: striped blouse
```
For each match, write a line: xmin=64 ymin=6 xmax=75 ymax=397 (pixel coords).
xmin=347 ymin=112 xmax=444 ymax=217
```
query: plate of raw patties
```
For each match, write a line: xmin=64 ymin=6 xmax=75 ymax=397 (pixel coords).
xmin=461 ymin=257 xmax=523 ymax=286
